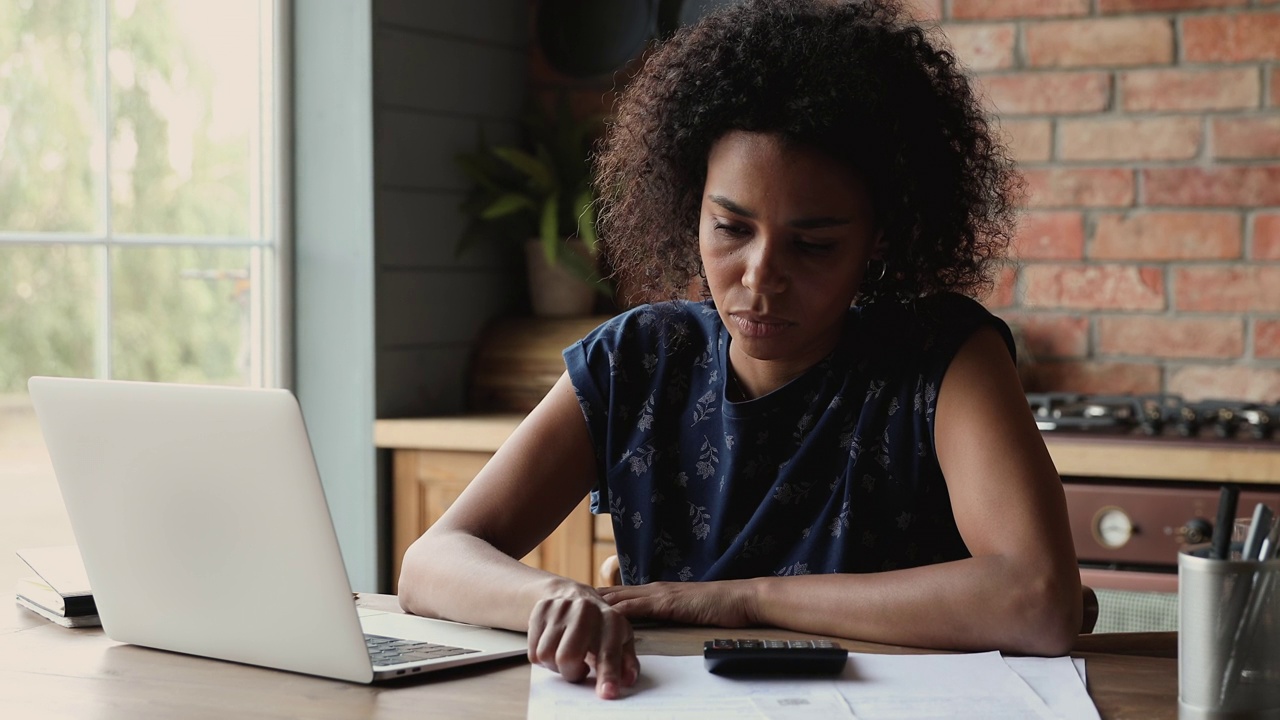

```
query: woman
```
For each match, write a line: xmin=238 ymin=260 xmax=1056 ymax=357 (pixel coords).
xmin=399 ymin=0 xmax=1080 ymax=700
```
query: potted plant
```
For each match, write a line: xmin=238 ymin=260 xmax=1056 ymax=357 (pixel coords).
xmin=456 ymin=101 xmax=609 ymax=317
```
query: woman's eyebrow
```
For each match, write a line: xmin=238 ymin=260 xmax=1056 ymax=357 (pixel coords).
xmin=708 ymin=194 xmax=850 ymax=229
xmin=708 ymin=194 xmax=755 ymax=218
xmin=790 ymin=215 xmax=851 ymax=230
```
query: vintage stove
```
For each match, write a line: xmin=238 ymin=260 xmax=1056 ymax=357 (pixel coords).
xmin=1027 ymin=393 xmax=1280 ymax=632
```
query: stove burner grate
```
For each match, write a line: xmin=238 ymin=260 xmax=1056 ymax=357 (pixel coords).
xmin=1026 ymin=393 xmax=1278 ymax=440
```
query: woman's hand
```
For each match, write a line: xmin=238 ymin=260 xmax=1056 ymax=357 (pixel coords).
xmin=527 ymin=584 xmax=640 ymax=700
xmin=599 ymin=579 xmax=760 ymax=628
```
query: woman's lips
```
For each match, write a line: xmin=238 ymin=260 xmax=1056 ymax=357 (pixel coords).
xmin=731 ymin=313 xmax=792 ymax=338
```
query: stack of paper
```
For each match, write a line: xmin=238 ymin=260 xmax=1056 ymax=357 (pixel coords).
xmin=13 ymin=546 xmax=100 ymax=628
xmin=529 ymin=650 xmax=1099 ymax=719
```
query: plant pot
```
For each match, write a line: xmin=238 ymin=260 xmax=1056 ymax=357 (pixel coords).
xmin=524 ymin=238 xmax=597 ymax=317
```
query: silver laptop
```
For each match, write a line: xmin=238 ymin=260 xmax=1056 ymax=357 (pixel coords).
xmin=27 ymin=376 xmax=527 ymax=683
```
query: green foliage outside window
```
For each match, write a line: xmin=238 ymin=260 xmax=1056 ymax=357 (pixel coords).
xmin=0 ymin=0 xmax=259 ymax=393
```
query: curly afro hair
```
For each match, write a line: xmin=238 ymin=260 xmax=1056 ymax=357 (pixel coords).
xmin=593 ymin=0 xmax=1021 ymax=306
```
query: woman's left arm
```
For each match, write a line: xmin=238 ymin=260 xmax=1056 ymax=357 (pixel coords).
xmin=601 ymin=325 xmax=1082 ymax=655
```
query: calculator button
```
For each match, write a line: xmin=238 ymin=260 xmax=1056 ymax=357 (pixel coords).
xmin=788 ymin=640 xmax=814 ymax=648
xmin=737 ymin=640 xmax=762 ymax=649
xmin=764 ymin=640 xmax=788 ymax=649
xmin=711 ymin=639 xmax=736 ymax=649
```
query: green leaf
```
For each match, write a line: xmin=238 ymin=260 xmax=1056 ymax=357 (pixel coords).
xmin=493 ymin=147 xmax=554 ymax=192
xmin=540 ymin=193 xmax=560 ymax=265
xmin=480 ymin=193 xmax=535 ymax=220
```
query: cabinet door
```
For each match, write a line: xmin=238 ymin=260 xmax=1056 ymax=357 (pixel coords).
xmin=391 ymin=449 xmax=595 ymax=587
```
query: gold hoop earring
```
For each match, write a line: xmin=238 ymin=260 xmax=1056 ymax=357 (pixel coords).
xmin=867 ymin=259 xmax=887 ymax=282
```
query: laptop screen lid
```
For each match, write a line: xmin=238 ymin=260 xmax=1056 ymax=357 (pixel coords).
xmin=28 ymin=376 xmax=376 ymax=683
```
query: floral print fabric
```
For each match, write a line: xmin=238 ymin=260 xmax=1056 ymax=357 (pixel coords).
xmin=563 ymin=294 xmax=1015 ymax=584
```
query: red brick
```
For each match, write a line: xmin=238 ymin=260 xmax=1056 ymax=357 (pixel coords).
xmin=1168 ymin=365 xmax=1280 ymax=402
xmin=1030 ymin=361 xmax=1162 ymax=394
xmin=978 ymin=73 xmax=1111 ymax=115
xmin=1092 ymin=212 xmax=1242 ymax=260
xmin=951 ymin=0 xmax=1089 ymax=20
xmin=1023 ymin=264 xmax=1165 ymax=310
xmin=1002 ymin=119 xmax=1052 ymax=163
xmin=1212 ymin=116 xmax=1280 ymax=159
xmin=1026 ymin=18 xmax=1173 ymax=68
xmin=1122 ymin=68 xmax=1259 ymax=112
xmin=1256 ymin=320 xmax=1280 ymax=359
xmin=1014 ymin=212 xmax=1085 ymax=260
xmin=984 ymin=265 xmax=1018 ymax=309
xmin=1174 ymin=266 xmax=1280 ymax=312
xmin=904 ymin=0 xmax=943 ymax=22
xmin=941 ymin=23 xmax=1016 ymax=71
xmin=998 ymin=313 xmax=1090 ymax=358
xmin=1256 ymin=214 xmax=1280 ymax=259
xmin=1100 ymin=0 xmax=1246 ymax=11
xmin=1144 ymin=166 xmax=1280 ymax=207
xmin=1184 ymin=13 xmax=1280 ymax=63
xmin=1059 ymin=117 xmax=1200 ymax=162
xmin=1023 ymin=168 xmax=1135 ymax=208
xmin=1097 ymin=316 xmax=1244 ymax=359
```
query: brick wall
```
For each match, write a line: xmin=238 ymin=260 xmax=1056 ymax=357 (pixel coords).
xmin=914 ymin=0 xmax=1280 ymax=400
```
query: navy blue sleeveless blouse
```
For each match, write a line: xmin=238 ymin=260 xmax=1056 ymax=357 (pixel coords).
xmin=563 ymin=293 xmax=1014 ymax=585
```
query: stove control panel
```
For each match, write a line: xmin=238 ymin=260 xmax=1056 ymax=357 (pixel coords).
xmin=1064 ymin=481 xmax=1280 ymax=569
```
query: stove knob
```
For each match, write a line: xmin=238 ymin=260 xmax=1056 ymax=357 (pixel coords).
xmin=1179 ymin=518 xmax=1213 ymax=545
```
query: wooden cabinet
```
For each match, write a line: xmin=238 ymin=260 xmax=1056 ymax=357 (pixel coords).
xmin=377 ymin=415 xmax=614 ymax=589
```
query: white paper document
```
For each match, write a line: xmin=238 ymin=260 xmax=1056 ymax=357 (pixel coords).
xmin=1003 ymin=656 xmax=1100 ymax=720
xmin=528 ymin=651 xmax=1096 ymax=720
xmin=528 ymin=657 xmax=857 ymax=720
xmin=835 ymin=650 xmax=1059 ymax=719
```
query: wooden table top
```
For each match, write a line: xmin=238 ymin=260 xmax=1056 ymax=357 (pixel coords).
xmin=0 ymin=592 xmax=1177 ymax=719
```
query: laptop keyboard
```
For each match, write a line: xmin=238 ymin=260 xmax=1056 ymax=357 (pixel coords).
xmin=364 ymin=633 xmax=481 ymax=666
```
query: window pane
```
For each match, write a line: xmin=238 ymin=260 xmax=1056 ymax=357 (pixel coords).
xmin=109 ymin=0 xmax=258 ymax=237
xmin=0 ymin=244 xmax=101 ymax=388
xmin=111 ymin=245 xmax=254 ymax=385
xmin=0 ymin=0 xmax=103 ymax=233
xmin=0 ymin=243 xmax=100 ymax=593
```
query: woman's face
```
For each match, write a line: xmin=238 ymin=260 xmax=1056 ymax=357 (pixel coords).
xmin=699 ymin=131 xmax=878 ymax=374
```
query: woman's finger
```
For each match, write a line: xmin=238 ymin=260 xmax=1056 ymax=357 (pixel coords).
xmin=594 ymin=611 xmax=632 ymax=699
xmin=608 ymin=596 xmax=655 ymax=619
xmin=532 ymin=604 xmax=569 ymax=673
xmin=553 ymin=604 xmax=599 ymax=683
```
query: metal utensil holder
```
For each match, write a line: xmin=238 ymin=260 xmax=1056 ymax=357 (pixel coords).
xmin=1179 ymin=546 xmax=1280 ymax=720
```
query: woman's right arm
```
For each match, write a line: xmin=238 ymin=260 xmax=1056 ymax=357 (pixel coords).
xmin=396 ymin=371 xmax=637 ymax=698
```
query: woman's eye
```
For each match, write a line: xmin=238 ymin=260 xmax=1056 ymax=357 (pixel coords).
xmin=796 ymin=240 xmax=834 ymax=253
xmin=713 ymin=222 xmax=749 ymax=238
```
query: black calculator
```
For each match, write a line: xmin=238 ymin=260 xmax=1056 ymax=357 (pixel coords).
xmin=703 ymin=638 xmax=849 ymax=676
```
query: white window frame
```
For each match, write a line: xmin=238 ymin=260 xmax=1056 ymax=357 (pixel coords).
xmin=0 ymin=0 xmax=291 ymax=390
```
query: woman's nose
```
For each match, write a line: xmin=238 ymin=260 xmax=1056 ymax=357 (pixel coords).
xmin=741 ymin=238 xmax=788 ymax=295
